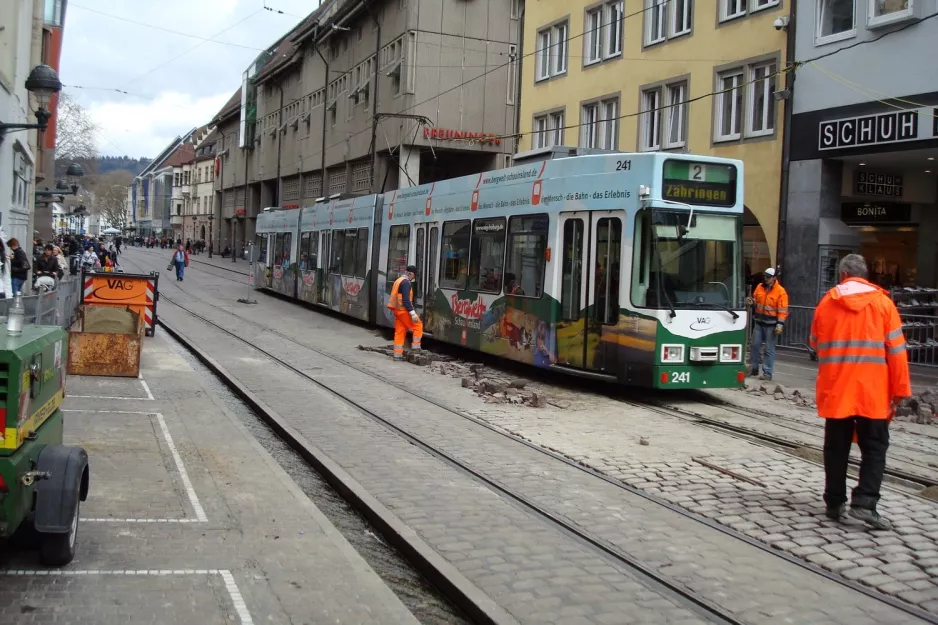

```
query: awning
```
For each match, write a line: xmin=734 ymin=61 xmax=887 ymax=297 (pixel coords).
xmin=818 ymin=217 xmax=860 ymax=248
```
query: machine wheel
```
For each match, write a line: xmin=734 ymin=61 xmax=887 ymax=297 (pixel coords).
xmin=40 ymin=499 xmax=79 ymax=566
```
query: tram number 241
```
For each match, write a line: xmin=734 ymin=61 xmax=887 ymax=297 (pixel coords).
xmin=670 ymin=371 xmax=691 ymax=384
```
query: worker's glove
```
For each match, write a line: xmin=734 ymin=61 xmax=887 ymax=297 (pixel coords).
xmin=410 ymin=311 xmax=419 ymax=324
xmin=775 ymin=325 xmax=784 ymax=336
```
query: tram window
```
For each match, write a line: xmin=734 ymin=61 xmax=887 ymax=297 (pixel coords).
xmin=440 ymin=220 xmax=471 ymax=290
xmin=299 ymin=232 xmax=312 ymax=270
xmin=255 ymin=235 xmax=268 ymax=264
xmin=330 ymin=229 xmax=344 ymax=274
xmin=415 ymin=228 xmax=426 ymax=295
xmin=504 ymin=214 xmax=548 ymax=298
xmin=308 ymin=230 xmax=319 ymax=270
xmin=469 ymin=218 xmax=506 ymax=294
xmin=427 ymin=226 xmax=439 ymax=298
xmin=355 ymin=227 xmax=369 ymax=278
xmin=593 ymin=218 xmax=622 ymax=324
xmin=342 ymin=228 xmax=357 ymax=276
xmin=387 ymin=225 xmax=410 ymax=291
xmin=274 ymin=233 xmax=292 ymax=266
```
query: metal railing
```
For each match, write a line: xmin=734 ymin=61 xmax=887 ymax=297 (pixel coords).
xmin=776 ymin=305 xmax=817 ymax=354
xmin=0 ymin=276 xmax=82 ymax=329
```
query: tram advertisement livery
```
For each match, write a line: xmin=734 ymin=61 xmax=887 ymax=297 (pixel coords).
xmin=254 ymin=153 xmax=748 ymax=390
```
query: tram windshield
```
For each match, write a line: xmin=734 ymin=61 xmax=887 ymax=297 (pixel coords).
xmin=631 ymin=210 xmax=743 ymax=311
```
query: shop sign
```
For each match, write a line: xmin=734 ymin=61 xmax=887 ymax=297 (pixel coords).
xmin=281 ymin=203 xmax=300 ymax=209
xmin=819 ymin=107 xmax=938 ymax=151
xmin=855 ymin=171 xmax=903 ymax=198
xmin=841 ymin=201 xmax=911 ymax=223
xmin=235 ymin=208 xmax=246 ymax=216
xmin=423 ymin=127 xmax=502 ymax=145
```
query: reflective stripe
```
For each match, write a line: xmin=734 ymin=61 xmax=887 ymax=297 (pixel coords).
xmin=887 ymin=344 xmax=906 ymax=355
xmin=815 ymin=339 xmax=885 ymax=350
xmin=818 ymin=354 xmax=887 ymax=365
xmin=776 ymin=307 xmax=789 ymax=314
xmin=886 ymin=328 xmax=904 ymax=341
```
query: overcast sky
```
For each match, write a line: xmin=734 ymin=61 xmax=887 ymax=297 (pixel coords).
xmin=60 ymin=0 xmax=319 ymax=158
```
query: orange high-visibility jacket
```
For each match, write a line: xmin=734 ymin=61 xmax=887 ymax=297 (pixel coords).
xmin=809 ymin=278 xmax=911 ymax=420
xmin=752 ymin=282 xmax=789 ymax=326
xmin=387 ymin=276 xmax=414 ymax=312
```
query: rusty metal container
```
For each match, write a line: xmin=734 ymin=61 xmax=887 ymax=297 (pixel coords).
xmin=67 ymin=305 xmax=144 ymax=377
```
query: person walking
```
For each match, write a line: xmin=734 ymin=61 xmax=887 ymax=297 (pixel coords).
xmin=746 ymin=267 xmax=789 ymax=380
xmin=7 ymin=238 xmax=30 ymax=295
xmin=52 ymin=246 xmax=69 ymax=277
xmin=810 ymin=254 xmax=910 ymax=530
xmin=387 ymin=264 xmax=422 ymax=361
xmin=170 ymin=242 xmax=189 ymax=282
xmin=0 ymin=237 xmax=12 ymax=299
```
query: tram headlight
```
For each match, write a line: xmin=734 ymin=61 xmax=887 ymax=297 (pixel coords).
xmin=720 ymin=344 xmax=743 ymax=363
xmin=661 ymin=344 xmax=685 ymax=363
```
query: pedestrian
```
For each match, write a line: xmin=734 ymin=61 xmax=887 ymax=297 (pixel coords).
xmin=0 ymin=236 xmax=12 ymax=299
xmin=746 ymin=267 xmax=789 ymax=381
xmin=169 ymin=242 xmax=189 ymax=282
xmin=52 ymin=245 xmax=69 ymax=277
xmin=115 ymin=236 xmax=122 ymax=255
xmin=185 ymin=239 xmax=192 ymax=256
xmin=35 ymin=244 xmax=61 ymax=282
xmin=386 ymin=264 xmax=422 ymax=361
xmin=7 ymin=238 xmax=30 ymax=295
xmin=80 ymin=246 xmax=98 ymax=273
xmin=809 ymin=254 xmax=910 ymax=530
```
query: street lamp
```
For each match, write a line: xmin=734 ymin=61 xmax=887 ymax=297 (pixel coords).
xmin=36 ymin=163 xmax=84 ymax=199
xmin=0 ymin=65 xmax=62 ymax=138
xmin=208 ymin=213 xmax=214 ymax=258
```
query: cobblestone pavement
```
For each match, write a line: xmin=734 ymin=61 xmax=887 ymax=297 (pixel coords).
xmin=0 ymin=333 xmax=418 ymax=625
xmin=120 ymin=249 xmax=935 ymax=624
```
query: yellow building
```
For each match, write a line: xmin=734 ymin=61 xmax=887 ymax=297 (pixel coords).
xmin=519 ymin=0 xmax=790 ymax=271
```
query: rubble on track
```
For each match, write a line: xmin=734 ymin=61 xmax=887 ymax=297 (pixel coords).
xmin=357 ymin=344 xmax=547 ymax=407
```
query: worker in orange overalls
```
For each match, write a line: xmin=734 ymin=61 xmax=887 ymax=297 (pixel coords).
xmin=746 ymin=267 xmax=789 ymax=380
xmin=810 ymin=254 xmax=910 ymax=530
xmin=387 ymin=264 xmax=422 ymax=361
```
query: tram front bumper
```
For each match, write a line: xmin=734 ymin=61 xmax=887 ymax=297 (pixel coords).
xmin=653 ymin=364 xmax=746 ymax=390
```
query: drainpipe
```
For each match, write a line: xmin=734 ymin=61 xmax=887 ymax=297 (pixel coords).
xmin=276 ymin=83 xmax=285 ymax=207
xmin=775 ymin=1 xmax=797 ymax=275
xmin=315 ymin=38 xmax=329 ymax=183
xmin=513 ymin=6 xmax=524 ymax=156
xmin=369 ymin=1 xmax=381 ymax=192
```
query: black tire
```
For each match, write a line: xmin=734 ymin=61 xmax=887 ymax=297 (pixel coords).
xmin=40 ymin=500 xmax=79 ymax=566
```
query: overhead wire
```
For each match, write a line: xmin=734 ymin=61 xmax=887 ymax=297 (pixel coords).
xmin=806 ymin=62 xmax=937 ymax=116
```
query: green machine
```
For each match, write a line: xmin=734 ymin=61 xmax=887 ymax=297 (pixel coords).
xmin=0 ymin=325 xmax=89 ymax=565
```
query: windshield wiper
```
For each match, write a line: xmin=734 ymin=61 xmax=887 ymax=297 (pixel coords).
xmin=713 ymin=301 xmax=740 ymax=322
xmin=681 ymin=300 xmax=740 ymax=321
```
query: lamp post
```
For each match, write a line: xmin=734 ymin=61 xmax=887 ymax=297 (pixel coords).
xmin=0 ymin=65 xmax=62 ymax=139
xmin=35 ymin=163 xmax=84 ymax=200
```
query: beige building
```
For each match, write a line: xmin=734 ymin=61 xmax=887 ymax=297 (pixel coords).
xmin=210 ymin=0 xmax=521 ymax=254
xmin=518 ymin=0 xmax=791 ymax=271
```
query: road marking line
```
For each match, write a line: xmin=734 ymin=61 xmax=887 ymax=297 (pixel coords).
xmin=63 ymin=410 xmax=154 ymax=414
xmin=140 ymin=379 xmax=155 ymax=401
xmin=0 ymin=569 xmax=252 ymax=624
xmin=68 ymin=395 xmax=154 ymax=401
xmin=82 ymin=517 xmax=201 ymax=523
xmin=156 ymin=412 xmax=208 ymax=522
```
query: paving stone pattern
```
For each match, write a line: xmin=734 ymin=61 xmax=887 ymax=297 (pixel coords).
xmin=135 ymin=252 xmax=935 ymax=625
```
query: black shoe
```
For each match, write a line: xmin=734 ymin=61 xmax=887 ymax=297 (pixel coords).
xmin=749 ymin=370 xmax=759 ymax=377
xmin=849 ymin=507 xmax=893 ymax=530
xmin=825 ymin=503 xmax=846 ymax=520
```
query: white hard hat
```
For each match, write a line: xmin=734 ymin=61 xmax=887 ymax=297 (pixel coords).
xmin=763 ymin=268 xmax=776 ymax=277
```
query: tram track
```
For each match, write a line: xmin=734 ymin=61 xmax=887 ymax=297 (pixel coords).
xmin=117 ymin=252 xmax=938 ymax=625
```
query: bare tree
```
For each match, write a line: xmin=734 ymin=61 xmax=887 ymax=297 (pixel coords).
xmin=84 ymin=169 xmax=134 ymax=229
xmin=55 ymin=93 xmax=99 ymax=176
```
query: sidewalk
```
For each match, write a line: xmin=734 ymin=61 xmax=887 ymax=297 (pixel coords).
xmin=0 ymin=333 xmax=418 ymax=625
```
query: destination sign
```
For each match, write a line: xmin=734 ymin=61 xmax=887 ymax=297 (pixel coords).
xmin=661 ymin=160 xmax=737 ymax=207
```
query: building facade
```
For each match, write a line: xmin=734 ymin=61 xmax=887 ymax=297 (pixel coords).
xmin=189 ymin=129 xmax=217 ymax=244
xmin=518 ymin=0 xmax=790 ymax=275
xmin=210 ymin=0 xmax=520 ymax=255
xmin=783 ymin=0 xmax=938 ymax=307
xmin=132 ymin=129 xmax=198 ymax=240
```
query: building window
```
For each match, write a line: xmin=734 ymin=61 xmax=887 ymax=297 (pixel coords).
xmin=405 ymin=31 xmax=417 ymax=94
xmin=666 ymin=82 xmax=687 ymax=148
xmin=715 ymin=70 xmax=744 ymax=141
xmin=534 ymin=116 xmax=549 ymax=148
xmin=645 ymin=0 xmax=668 ymax=45
xmin=720 ymin=0 xmax=747 ymax=21
xmin=536 ymin=21 xmax=568 ymax=81
xmin=581 ymin=98 xmax=618 ymax=150
xmin=748 ymin=62 xmax=776 ymax=136
xmin=585 ymin=8 xmax=603 ymax=64
xmin=671 ymin=0 xmax=693 ymax=36
xmin=606 ymin=1 xmax=624 ymax=57
xmin=868 ymin=0 xmax=913 ymax=27
xmin=533 ymin=111 xmax=564 ymax=149
xmin=641 ymin=89 xmax=661 ymax=151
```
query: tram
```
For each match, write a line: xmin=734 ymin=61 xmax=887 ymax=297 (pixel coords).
xmin=254 ymin=152 xmax=747 ymax=389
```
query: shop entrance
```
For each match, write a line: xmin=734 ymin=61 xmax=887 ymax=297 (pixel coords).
xmin=857 ymin=227 xmax=919 ymax=289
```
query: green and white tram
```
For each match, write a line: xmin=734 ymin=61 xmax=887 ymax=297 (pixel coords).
xmin=254 ymin=152 xmax=748 ymax=390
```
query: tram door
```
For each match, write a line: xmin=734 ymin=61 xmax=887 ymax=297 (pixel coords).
xmin=320 ymin=230 xmax=332 ymax=306
xmin=411 ymin=223 xmax=440 ymax=317
xmin=557 ymin=211 xmax=624 ymax=372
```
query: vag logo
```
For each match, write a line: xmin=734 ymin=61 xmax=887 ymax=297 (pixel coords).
xmin=689 ymin=316 xmax=712 ymax=331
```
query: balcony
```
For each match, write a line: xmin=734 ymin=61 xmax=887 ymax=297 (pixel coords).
xmin=170 ymin=215 xmax=183 ymax=226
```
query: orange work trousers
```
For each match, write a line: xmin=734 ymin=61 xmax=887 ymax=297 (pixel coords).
xmin=393 ymin=311 xmax=423 ymax=358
